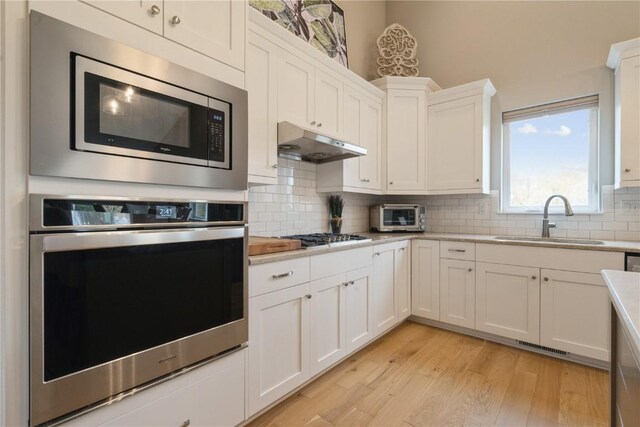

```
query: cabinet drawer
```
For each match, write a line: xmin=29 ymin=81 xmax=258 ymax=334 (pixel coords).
xmin=64 ymin=350 xmax=245 ymax=427
xmin=249 ymin=257 xmax=310 ymax=297
xmin=440 ymin=241 xmax=475 ymax=260
xmin=310 ymin=246 xmax=373 ymax=280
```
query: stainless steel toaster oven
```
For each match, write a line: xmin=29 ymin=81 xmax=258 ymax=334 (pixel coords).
xmin=370 ymin=204 xmax=426 ymax=232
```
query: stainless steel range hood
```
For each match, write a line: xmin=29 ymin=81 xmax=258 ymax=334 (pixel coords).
xmin=277 ymin=121 xmax=367 ymax=164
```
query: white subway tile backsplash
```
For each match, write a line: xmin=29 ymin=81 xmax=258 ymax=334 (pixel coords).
xmin=248 ymin=167 xmax=640 ymax=242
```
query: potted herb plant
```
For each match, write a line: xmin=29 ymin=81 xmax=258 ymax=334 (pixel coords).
xmin=328 ymin=194 xmax=345 ymax=235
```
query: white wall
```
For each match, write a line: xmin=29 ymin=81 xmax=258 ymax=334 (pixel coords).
xmin=386 ymin=0 xmax=640 ymax=189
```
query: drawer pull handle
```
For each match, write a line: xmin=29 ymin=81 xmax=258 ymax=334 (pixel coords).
xmin=272 ymin=271 xmax=293 ymax=279
xmin=448 ymin=249 xmax=466 ymax=253
xmin=181 ymin=419 xmax=191 ymax=427
xmin=305 ymin=294 xmax=312 ymax=299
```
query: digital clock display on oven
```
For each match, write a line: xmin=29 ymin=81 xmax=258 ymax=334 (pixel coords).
xmin=156 ymin=205 xmax=177 ymax=219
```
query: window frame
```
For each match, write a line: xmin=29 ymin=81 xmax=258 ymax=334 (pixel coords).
xmin=500 ymin=96 xmax=601 ymax=214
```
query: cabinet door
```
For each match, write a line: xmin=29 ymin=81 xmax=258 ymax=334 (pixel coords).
xmin=309 ymin=274 xmax=346 ymax=376
xmin=163 ymin=0 xmax=245 ymax=70
xmin=540 ymin=270 xmax=609 ymax=361
xmin=314 ymin=69 xmax=343 ymax=138
xmin=248 ymin=284 xmax=310 ymax=416
xmin=360 ymin=98 xmax=383 ymax=190
xmin=476 ymin=262 xmax=540 ymax=343
xmin=277 ymin=50 xmax=315 ymax=129
xmin=620 ymin=55 xmax=640 ymax=183
xmin=440 ymin=259 xmax=475 ymax=328
xmin=345 ymin=266 xmax=374 ymax=354
xmin=81 ymin=1 xmax=163 ymax=34
xmin=342 ymin=87 xmax=364 ymax=188
xmin=395 ymin=242 xmax=411 ymax=321
xmin=411 ymin=240 xmax=440 ymax=320
xmin=427 ymin=95 xmax=483 ymax=192
xmin=247 ymin=32 xmax=279 ymax=183
xmin=373 ymin=243 xmax=397 ymax=336
xmin=386 ymin=89 xmax=426 ymax=192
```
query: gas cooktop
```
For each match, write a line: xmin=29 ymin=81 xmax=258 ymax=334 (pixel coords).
xmin=280 ymin=233 xmax=372 ymax=249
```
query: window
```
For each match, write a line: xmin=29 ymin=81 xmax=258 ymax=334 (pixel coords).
xmin=501 ymin=95 xmax=599 ymax=213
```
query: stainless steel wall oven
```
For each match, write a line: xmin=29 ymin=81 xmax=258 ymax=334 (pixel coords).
xmin=29 ymin=195 xmax=248 ymax=425
xmin=30 ymin=12 xmax=248 ymax=190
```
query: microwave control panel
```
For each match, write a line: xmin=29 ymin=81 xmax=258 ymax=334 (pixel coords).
xmin=208 ymin=109 xmax=226 ymax=163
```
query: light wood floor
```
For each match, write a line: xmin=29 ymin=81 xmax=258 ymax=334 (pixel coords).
xmin=248 ymin=321 xmax=609 ymax=427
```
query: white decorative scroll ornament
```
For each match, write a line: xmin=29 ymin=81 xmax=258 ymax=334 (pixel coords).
xmin=376 ymin=23 xmax=419 ymax=77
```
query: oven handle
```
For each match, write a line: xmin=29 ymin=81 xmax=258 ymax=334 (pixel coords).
xmin=37 ymin=226 xmax=246 ymax=253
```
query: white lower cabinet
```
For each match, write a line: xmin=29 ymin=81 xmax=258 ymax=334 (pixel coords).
xmin=63 ymin=349 xmax=246 ymax=427
xmin=395 ymin=241 xmax=412 ymax=321
xmin=540 ymin=269 xmax=610 ymax=361
xmin=475 ymin=262 xmax=540 ymax=343
xmin=309 ymin=273 xmax=347 ymax=376
xmin=248 ymin=284 xmax=310 ymax=415
xmin=372 ymin=243 xmax=397 ymax=335
xmin=439 ymin=258 xmax=475 ymax=328
xmin=345 ymin=267 xmax=375 ymax=354
xmin=411 ymin=240 xmax=440 ymax=320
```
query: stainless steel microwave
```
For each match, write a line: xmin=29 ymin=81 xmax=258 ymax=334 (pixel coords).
xmin=370 ymin=204 xmax=426 ymax=232
xmin=30 ymin=11 xmax=248 ymax=190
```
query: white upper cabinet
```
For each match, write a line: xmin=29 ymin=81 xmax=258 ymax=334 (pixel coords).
xmin=82 ymin=0 xmax=246 ymax=70
xmin=316 ymin=86 xmax=384 ymax=194
xmin=247 ymin=31 xmax=279 ymax=184
xmin=372 ymin=77 xmax=440 ymax=194
xmin=81 ymin=1 xmax=163 ymax=34
xmin=314 ymin=69 xmax=343 ymax=138
xmin=163 ymin=0 xmax=245 ymax=71
xmin=427 ymin=79 xmax=495 ymax=195
xmin=608 ymin=38 xmax=640 ymax=188
xmin=278 ymin=50 xmax=316 ymax=129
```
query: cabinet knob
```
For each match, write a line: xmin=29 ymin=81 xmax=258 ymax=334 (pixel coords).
xmin=468 ymin=268 xmax=473 ymax=272
xmin=310 ymin=121 xmax=316 ymax=126
xmin=305 ymin=294 xmax=312 ymax=299
xmin=349 ymin=280 xmax=355 ymax=285
xmin=543 ymin=277 xmax=549 ymax=282
xmin=170 ymin=15 xmax=181 ymax=25
xmin=180 ymin=419 xmax=191 ymax=427
xmin=476 ymin=178 xmax=480 ymax=182
xmin=272 ymin=164 xmax=279 ymax=169
xmin=399 ymin=247 xmax=405 ymax=252
xmin=389 ymin=181 xmax=394 ymax=185
xmin=317 ymin=122 xmax=322 ymax=128
xmin=150 ymin=4 xmax=161 ymax=15
xmin=361 ymin=178 xmax=370 ymax=183
xmin=375 ymin=252 xmax=380 ymax=256
xmin=343 ymin=282 xmax=349 ymax=287
xmin=625 ymin=168 xmax=631 ymax=173
xmin=531 ymin=276 xmax=537 ymax=280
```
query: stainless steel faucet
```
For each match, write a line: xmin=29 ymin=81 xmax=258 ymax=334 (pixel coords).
xmin=542 ymin=194 xmax=574 ymax=238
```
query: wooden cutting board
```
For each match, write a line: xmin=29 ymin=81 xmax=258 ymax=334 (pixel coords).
xmin=248 ymin=236 xmax=302 ymax=256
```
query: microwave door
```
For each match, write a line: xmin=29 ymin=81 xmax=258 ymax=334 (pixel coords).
xmin=74 ymin=55 xmax=209 ymax=166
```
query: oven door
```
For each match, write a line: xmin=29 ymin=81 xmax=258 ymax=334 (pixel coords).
xmin=30 ymin=226 xmax=247 ymax=426
xmin=75 ymin=55 xmax=231 ymax=168
xmin=381 ymin=207 xmax=419 ymax=230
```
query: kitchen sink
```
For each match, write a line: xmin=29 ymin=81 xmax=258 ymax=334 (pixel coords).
xmin=493 ymin=236 xmax=606 ymax=245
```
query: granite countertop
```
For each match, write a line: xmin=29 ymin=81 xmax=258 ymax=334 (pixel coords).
xmin=248 ymin=232 xmax=640 ymax=265
xmin=602 ymin=270 xmax=640 ymax=363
